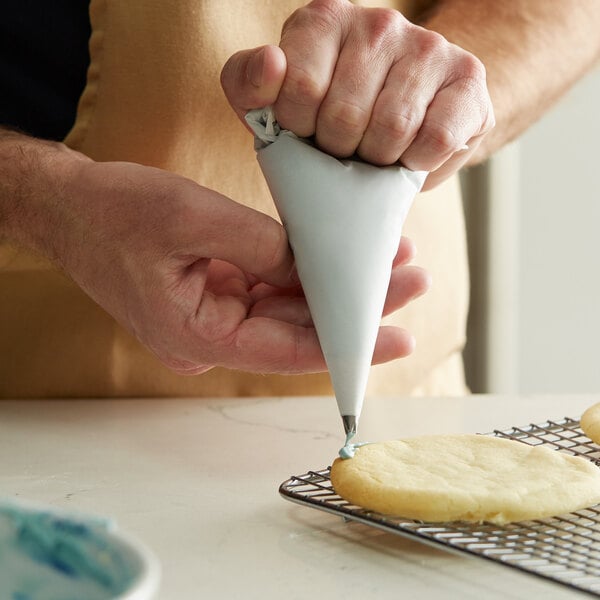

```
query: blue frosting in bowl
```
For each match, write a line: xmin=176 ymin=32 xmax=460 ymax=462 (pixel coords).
xmin=0 ymin=499 xmax=158 ymax=600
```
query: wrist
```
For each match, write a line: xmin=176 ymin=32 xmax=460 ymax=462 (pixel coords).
xmin=0 ymin=128 xmax=92 ymax=264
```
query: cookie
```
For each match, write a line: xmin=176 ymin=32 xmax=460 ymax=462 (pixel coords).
xmin=581 ymin=402 xmax=600 ymax=445
xmin=330 ymin=434 xmax=600 ymax=524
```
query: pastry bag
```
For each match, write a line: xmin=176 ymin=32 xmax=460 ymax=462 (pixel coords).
xmin=246 ymin=108 xmax=426 ymax=438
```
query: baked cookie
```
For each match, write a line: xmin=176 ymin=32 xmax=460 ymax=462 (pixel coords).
xmin=581 ymin=402 xmax=600 ymax=445
xmin=330 ymin=434 xmax=600 ymax=524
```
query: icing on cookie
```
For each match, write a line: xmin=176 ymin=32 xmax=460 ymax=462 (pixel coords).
xmin=339 ymin=431 xmax=370 ymax=459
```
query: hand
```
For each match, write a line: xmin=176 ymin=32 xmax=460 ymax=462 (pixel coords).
xmin=53 ymin=158 xmax=429 ymax=375
xmin=221 ymin=0 xmax=494 ymax=190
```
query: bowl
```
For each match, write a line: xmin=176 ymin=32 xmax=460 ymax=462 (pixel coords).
xmin=0 ymin=498 xmax=160 ymax=600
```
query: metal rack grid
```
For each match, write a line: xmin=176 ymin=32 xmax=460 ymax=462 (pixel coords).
xmin=279 ymin=417 xmax=600 ymax=597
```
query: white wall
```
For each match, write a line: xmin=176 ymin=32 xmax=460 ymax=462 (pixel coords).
xmin=516 ymin=68 xmax=600 ymax=393
xmin=462 ymin=67 xmax=600 ymax=394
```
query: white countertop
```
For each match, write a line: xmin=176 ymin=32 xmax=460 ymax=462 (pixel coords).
xmin=0 ymin=394 xmax=597 ymax=600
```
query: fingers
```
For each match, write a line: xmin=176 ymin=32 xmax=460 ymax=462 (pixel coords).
xmin=159 ymin=253 xmax=426 ymax=375
xmin=392 ymin=236 xmax=417 ymax=268
xmin=246 ymin=236 xmax=427 ymax=324
xmin=210 ymin=317 xmax=328 ymax=374
xmin=386 ymin=237 xmax=431 ymax=316
xmin=220 ymin=44 xmax=287 ymax=124
xmin=178 ymin=184 xmax=297 ymax=288
xmin=270 ymin=0 xmax=494 ymax=186
xmin=248 ymin=296 xmax=313 ymax=327
xmin=398 ymin=55 xmax=494 ymax=172
xmin=311 ymin=8 xmax=403 ymax=157
xmin=420 ymin=134 xmax=484 ymax=191
xmin=178 ymin=318 xmax=415 ymax=376
xmin=383 ymin=265 xmax=431 ymax=316
xmin=233 ymin=320 xmax=417 ymax=373
xmin=372 ymin=326 xmax=416 ymax=365
xmin=221 ymin=1 xmax=494 ymax=187
xmin=156 ymin=257 xmax=425 ymax=375
xmin=188 ymin=254 xmax=428 ymax=372
xmin=274 ymin=0 xmax=348 ymax=137
xmin=355 ymin=36 xmax=448 ymax=165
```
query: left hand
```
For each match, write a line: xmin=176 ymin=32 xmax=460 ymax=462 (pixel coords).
xmin=221 ymin=0 xmax=495 ymax=190
xmin=52 ymin=158 xmax=428 ymax=375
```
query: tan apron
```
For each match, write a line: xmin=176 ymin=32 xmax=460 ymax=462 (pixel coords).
xmin=0 ymin=0 xmax=469 ymax=398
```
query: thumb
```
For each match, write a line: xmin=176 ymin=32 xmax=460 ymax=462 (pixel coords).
xmin=220 ymin=45 xmax=287 ymax=123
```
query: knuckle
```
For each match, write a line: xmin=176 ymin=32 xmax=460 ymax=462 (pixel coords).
xmin=476 ymin=96 xmax=496 ymax=136
xmin=280 ymin=0 xmax=349 ymax=113
xmin=219 ymin=50 xmax=243 ymax=92
xmin=319 ymin=99 xmax=370 ymax=142
xmin=485 ymin=103 xmax=496 ymax=131
xmin=454 ymin=54 xmax=495 ymax=134
xmin=421 ymin=120 xmax=460 ymax=155
xmin=364 ymin=8 xmax=405 ymax=49
xmin=459 ymin=51 xmax=487 ymax=82
xmin=373 ymin=108 xmax=418 ymax=141
xmin=279 ymin=65 xmax=327 ymax=109
xmin=411 ymin=27 xmax=449 ymax=62
xmin=357 ymin=143 xmax=394 ymax=166
xmin=190 ymin=298 xmax=238 ymax=348
xmin=283 ymin=0 xmax=346 ymax=38
xmin=359 ymin=109 xmax=418 ymax=164
xmin=254 ymin=219 xmax=289 ymax=276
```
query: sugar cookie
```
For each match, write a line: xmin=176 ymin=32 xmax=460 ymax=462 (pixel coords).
xmin=581 ymin=402 xmax=600 ymax=445
xmin=330 ymin=434 xmax=600 ymax=524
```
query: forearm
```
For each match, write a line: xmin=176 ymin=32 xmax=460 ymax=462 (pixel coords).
xmin=0 ymin=127 xmax=90 ymax=264
xmin=419 ymin=0 xmax=600 ymax=163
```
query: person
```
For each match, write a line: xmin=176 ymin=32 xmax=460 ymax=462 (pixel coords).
xmin=1 ymin=0 xmax=598 ymax=399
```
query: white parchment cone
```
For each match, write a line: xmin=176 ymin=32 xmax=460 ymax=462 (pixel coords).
xmin=246 ymin=108 xmax=427 ymax=429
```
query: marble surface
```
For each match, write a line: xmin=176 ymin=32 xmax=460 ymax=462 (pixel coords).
xmin=0 ymin=394 xmax=597 ymax=599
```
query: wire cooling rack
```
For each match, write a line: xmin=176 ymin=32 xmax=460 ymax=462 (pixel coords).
xmin=279 ymin=417 xmax=600 ymax=597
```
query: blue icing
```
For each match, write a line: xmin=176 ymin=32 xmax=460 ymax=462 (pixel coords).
xmin=338 ymin=444 xmax=355 ymax=459
xmin=339 ymin=431 xmax=371 ymax=459
xmin=0 ymin=501 xmax=139 ymax=600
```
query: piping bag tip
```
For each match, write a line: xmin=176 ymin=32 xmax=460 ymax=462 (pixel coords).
xmin=342 ymin=415 xmax=357 ymax=438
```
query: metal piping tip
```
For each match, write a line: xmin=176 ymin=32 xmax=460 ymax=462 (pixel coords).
xmin=342 ymin=415 xmax=357 ymax=437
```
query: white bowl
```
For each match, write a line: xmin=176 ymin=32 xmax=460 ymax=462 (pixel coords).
xmin=0 ymin=498 xmax=160 ymax=600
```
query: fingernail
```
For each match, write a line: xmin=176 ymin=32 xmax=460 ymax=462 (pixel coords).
xmin=248 ymin=47 xmax=265 ymax=88
xmin=408 ymin=334 xmax=416 ymax=353
xmin=416 ymin=272 xmax=433 ymax=297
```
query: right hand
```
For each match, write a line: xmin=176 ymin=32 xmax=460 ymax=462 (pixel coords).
xmin=221 ymin=0 xmax=495 ymax=191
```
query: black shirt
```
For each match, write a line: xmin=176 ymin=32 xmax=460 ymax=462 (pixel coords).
xmin=0 ymin=1 xmax=91 ymax=140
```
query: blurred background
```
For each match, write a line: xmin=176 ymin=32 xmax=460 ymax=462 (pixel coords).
xmin=462 ymin=67 xmax=600 ymax=394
